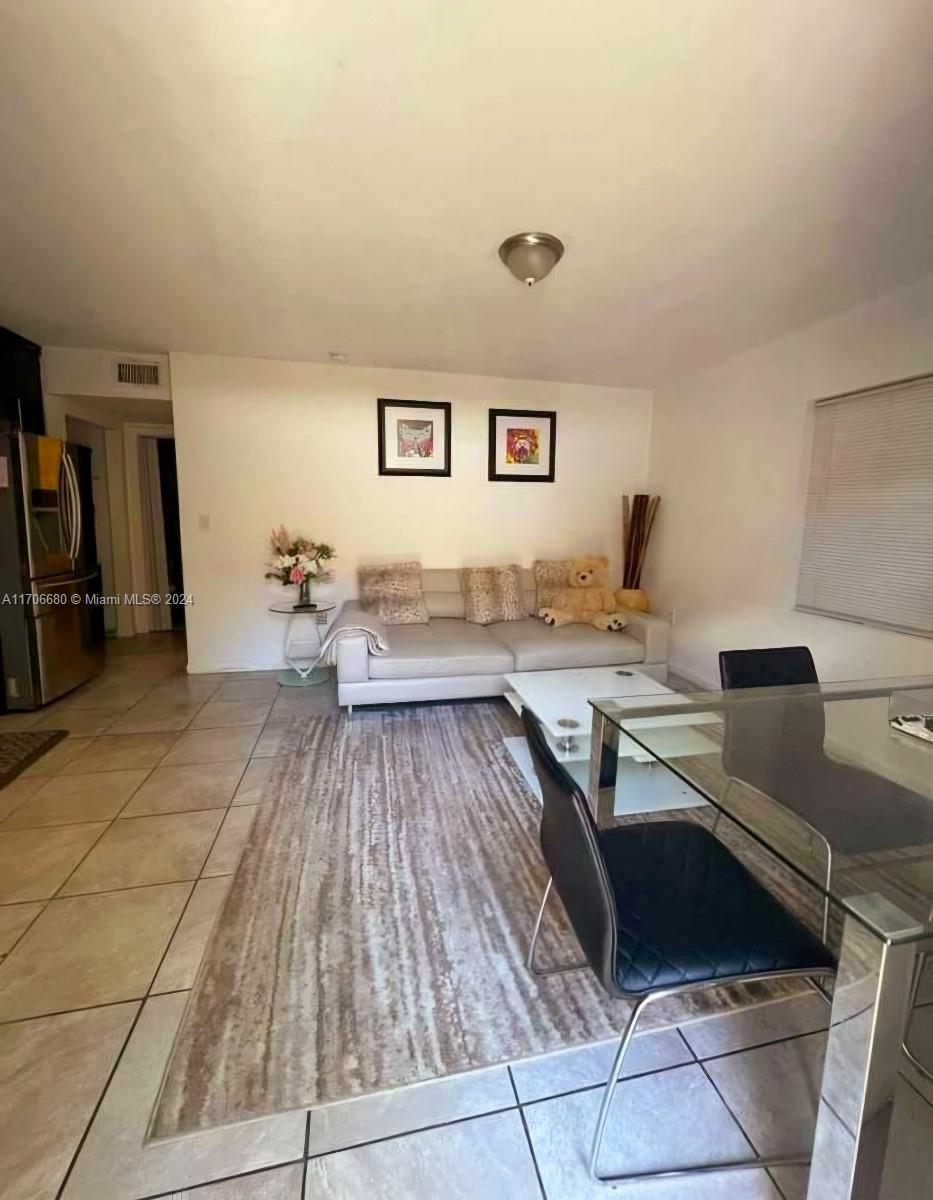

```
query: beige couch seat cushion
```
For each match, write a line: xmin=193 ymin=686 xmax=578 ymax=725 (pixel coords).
xmin=487 ymin=618 xmax=643 ymax=671
xmin=368 ymin=619 xmax=514 ymax=680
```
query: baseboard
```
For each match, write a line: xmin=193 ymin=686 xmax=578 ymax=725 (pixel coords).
xmin=668 ymin=662 xmax=718 ymax=691
xmin=186 ymin=661 xmax=285 ymax=676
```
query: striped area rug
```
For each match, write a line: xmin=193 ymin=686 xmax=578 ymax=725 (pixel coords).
xmin=151 ymin=701 xmax=799 ymax=1139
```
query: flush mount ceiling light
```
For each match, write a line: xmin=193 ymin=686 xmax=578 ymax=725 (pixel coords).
xmin=498 ymin=232 xmax=565 ymax=287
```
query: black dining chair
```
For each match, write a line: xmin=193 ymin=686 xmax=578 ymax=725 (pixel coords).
xmin=719 ymin=646 xmax=931 ymax=1081
xmin=521 ymin=705 xmax=835 ymax=1184
xmin=718 ymin=645 xmax=818 ymax=690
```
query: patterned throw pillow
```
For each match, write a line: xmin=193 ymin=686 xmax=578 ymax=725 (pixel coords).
xmin=358 ymin=562 xmax=430 ymax=625
xmin=533 ymin=559 xmax=570 ymax=612
xmin=462 ymin=565 xmax=528 ymax=625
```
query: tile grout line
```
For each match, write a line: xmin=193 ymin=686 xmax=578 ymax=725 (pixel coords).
xmin=2 ymin=800 xmax=229 ymax=835
xmin=47 ymin=808 xmax=120 ymax=901
xmin=695 ymin=1054 xmax=769 ymax=1167
xmin=515 ymin=1020 xmax=833 ymax=1112
xmin=23 ymin=710 xmax=262 ymax=901
xmin=675 ymin=1026 xmax=797 ymax=1198
xmin=131 ymin=1156 xmax=307 ymax=1200
xmin=0 ymin=898 xmax=47 ymax=960
xmin=679 ymin=1019 xmax=830 ymax=1068
xmin=508 ymin=1066 xmax=549 ymax=1200
xmin=14 ymin=640 xmax=212 ymax=1200
xmin=52 ymin=884 xmax=202 ymax=1199
xmin=0 ymin=989 xmax=193 ymax=1029
xmin=675 ymin=1025 xmax=698 ymax=1063
xmin=52 ymin=745 xmax=234 ymax=1200
xmin=680 ymin=1021 xmax=797 ymax=1200
xmin=304 ymin=1104 xmax=519 ymax=1165
xmin=0 ymin=874 xmax=234 ymax=914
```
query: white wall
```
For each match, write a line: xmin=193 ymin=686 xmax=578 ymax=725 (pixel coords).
xmin=170 ymin=353 xmax=651 ymax=673
xmin=645 ymin=273 xmax=933 ymax=686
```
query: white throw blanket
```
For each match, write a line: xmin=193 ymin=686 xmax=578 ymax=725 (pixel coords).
xmin=318 ymin=607 xmax=390 ymax=666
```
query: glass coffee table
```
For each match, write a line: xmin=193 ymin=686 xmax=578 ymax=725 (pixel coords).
xmin=504 ymin=665 xmax=716 ymax=815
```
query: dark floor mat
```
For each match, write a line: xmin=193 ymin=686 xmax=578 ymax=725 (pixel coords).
xmin=0 ymin=728 xmax=68 ymax=787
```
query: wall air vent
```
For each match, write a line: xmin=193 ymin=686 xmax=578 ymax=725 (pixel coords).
xmin=115 ymin=359 xmax=160 ymax=387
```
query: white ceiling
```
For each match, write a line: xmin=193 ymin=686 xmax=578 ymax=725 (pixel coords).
xmin=2 ymin=1 xmax=932 ymax=387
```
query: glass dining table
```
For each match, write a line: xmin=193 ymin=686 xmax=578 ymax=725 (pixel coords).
xmin=588 ymin=676 xmax=933 ymax=1200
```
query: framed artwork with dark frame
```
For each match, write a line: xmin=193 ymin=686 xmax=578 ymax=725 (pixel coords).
xmin=488 ymin=408 xmax=556 ymax=482
xmin=377 ymin=398 xmax=452 ymax=477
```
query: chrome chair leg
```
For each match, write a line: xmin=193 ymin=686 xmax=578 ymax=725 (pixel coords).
xmin=589 ymin=972 xmax=831 ymax=1183
xmin=903 ymin=953 xmax=932 ymax=1083
xmin=526 ymin=878 xmax=588 ymax=977
xmin=589 ymin=995 xmax=648 ymax=1178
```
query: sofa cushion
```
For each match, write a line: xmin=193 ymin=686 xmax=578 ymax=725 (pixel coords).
xmin=424 ymin=590 xmax=466 ymax=619
xmin=462 ymin=565 xmax=528 ymax=624
xmin=487 ymin=618 xmax=644 ymax=671
xmin=359 ymin=562 xmax=429 ymax=625
xmin=533 ymin=559 xmax=570 ymax=612
xmin=368 ymin=619 xmax=515 ymax=679
xmin=419 ymin=567 xmax=536 ymax=620
xmin=422 ymin=568 xmax=466 ymax=619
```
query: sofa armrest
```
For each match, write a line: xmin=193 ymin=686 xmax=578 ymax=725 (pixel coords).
xmin=621 ymin=609 xmax=670 ymax=664
xmin=332 ymin=604 xmax=387 ymax=684
xmin=336 ymin=636 xmax=371 ymax=683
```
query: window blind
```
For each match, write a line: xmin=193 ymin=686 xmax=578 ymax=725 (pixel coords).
xmin=796 ymin=374 xmax=933 ymax=637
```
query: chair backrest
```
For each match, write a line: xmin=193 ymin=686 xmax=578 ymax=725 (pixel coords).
xmin=719 ymin=646 xmax=823 ymax=788
xmin=521 ymin=706 xmax=618 ymax=993
xmin=718 ymin=646 xmax=818 ymax=690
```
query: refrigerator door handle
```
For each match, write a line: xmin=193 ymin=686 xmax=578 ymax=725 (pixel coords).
xmin=57 ymin=453 xmax=73 ymax=562
xmin=64 ymin=454 xmax=81 ymax=563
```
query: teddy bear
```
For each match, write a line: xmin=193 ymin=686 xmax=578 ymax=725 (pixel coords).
xmin=537 ymin=556 xmax=630 ymax=631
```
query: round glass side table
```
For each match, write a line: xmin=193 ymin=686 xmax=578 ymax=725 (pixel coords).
xmin=268 ymin=600 xmax=337 ymax=687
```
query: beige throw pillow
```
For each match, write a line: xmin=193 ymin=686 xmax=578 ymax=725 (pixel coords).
xmin=358 ymin=562 xmax=429 ymax=625
xmin=533 ymin=559 xmax=570 ymax=612
xmin=462 ymin=565 xmax=528 ymax=625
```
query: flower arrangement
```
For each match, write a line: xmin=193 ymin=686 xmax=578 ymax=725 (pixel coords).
xmin=265 ymin=527 xmax=336 ymax=600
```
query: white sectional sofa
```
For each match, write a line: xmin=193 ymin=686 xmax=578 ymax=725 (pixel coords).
xmin=336 ymin=567 xmax=670 ymax=710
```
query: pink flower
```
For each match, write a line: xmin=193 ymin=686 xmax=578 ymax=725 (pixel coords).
xmin=289 ymin=565 xmax=304 ymax=584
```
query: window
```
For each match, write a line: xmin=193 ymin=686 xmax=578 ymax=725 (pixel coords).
xmin=796 ymin=375 xmax=933 ymax=637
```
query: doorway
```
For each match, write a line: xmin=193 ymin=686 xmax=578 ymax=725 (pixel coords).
xmin=138 ymin=435 xmax=185 ymax=631
xmin=58 ymin=403 xmax=180 ymax=642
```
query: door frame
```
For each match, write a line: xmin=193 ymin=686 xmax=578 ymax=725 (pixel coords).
xmin=124 ymin=422 xmax=175 ymax=635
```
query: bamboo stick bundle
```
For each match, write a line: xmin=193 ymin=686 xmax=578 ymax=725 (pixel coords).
xmin=622 ymin=493 xmax=661 ymax=589
xmin=632 ymin=494 xmax=661 ymax=586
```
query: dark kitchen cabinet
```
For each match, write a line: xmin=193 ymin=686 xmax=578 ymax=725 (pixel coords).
xmin=0 ymin=327 xmax=45 ymax=436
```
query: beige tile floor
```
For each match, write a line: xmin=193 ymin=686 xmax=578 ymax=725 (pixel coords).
xmin=0 ymin=631 xmax=930 ymax=1200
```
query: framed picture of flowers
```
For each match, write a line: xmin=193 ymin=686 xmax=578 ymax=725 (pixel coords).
xmin=488 ymin=408 xmax=556 ymax=482
xmin=377 ymin=398 xmax=451 ymax=477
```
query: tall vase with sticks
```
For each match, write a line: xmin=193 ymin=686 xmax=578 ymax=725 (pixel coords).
xmin=619 ymin=494 xmax=660 ymax=611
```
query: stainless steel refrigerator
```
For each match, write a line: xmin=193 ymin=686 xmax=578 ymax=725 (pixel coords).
xmin=0 ymin=432 xmax=105 ymax=709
